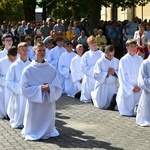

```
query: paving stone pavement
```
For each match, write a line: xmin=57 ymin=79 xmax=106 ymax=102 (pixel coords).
xmin=0 ymin=94 xmax=150 ymax=150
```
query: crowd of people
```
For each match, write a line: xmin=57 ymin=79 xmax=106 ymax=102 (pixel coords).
xmin=0 ymin=16 xmax=150 ymax=141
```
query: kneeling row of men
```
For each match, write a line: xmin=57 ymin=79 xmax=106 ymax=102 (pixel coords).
xmin=51 ymin=35 xmax=150 ymax=128
xmin=0 ymin=34 xmax=150 ymax=141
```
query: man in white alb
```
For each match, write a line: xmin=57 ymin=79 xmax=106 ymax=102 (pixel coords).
xmin=80 ymin=35 xmax=103 ymax=103
xmin=91 ymin=45 xmax=119 ymax=109
xmin=116 ymin=39 xmax=143 ymax=116
xmin=6 ymin=42 xmax=30 ymax=128
xmin=21 ymin=41 xmax=62 ymax=140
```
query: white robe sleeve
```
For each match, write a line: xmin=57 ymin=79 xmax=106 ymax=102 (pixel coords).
xmin=138 ymin=62 xmax=150 ymax=93
xmin=48 ymin=57 xmax=58 ymax=68
xmin=70 ymin=59 xmax=81 ymax=82
xmin=6 ymin=66 xmax=22 ymax=95
xmin=0 ymin=74 xmax=5 ymax=86
xmin=21 ymin=66 xmax=62 ymax=103
xmin=58 ymin=55 xmax=69 ymax=79
xmin=94 ymin=61 xmax=108 ymax=84
xmin=47 ymin=51 xmax=58 ymax=68
xmin=0 ymin=62 xmax=6 ymax=86
xmin=118 ymin=60 xmax=134 ymax=97
xmin=21 ymin=71 xmax=43 ymax=103
xmin=48 ymin=72 xmax=62 ymax=102
xmin=81 ymin=55 xmax=94 ymax=77
xmin=114 ymin=59 xmax=119 ymax=77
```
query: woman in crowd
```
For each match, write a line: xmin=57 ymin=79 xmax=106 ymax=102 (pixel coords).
xmin=134 ymin=23 xmax=148 ymax=59
xmin=96 ymin=29 xmax=107 ymax=51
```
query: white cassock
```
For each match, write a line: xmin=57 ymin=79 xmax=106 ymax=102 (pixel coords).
xmin=58 ymin=51 xmax=76 ymax=97
xmin=0 ymin=56 xmax=14 ymax=118
xmin=136 ymin=56 xmax=150 ymax=126
xmin=45 ymin=48 xmax=51 ymax=61
xmin=21 ymin=60 xmax=62 ymax=141
xmin=70 ymin=55 xmax=84 ymax=95
xmin=0 ymin=48 xmax=8 ymax=59
xmin=80 ymin=50 xmax=103 ymax=103
xmin=91 ymin=56 xmax=119 ymax=109
xmin=47 ymin=46 xmax=66 ymax=69
xmin=6 ymin=58 xmax=30 ymax=128
xmin=47 ymin=46 xmax=66 ymax=90
xmin=27 ymin=46 xmax=35 ymax=60
xmin=116 ymin=53 xmax=143 ymax=116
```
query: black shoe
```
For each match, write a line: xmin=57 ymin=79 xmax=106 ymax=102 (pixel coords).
xmin=3 ymin=114 xmax=10 ymax=121
xmin=75 ymin=91 xmax=81 ymax=99
xmin=6 ymin=114 xmax=10 ymax=121
xmin=109 ymin=94 xmax=117 ymax=110
xmin=17 ymin=125 xmax=24 ymax=129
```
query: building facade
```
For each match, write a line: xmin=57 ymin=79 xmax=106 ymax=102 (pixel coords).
xmin=101 ymin=3 xmax=150 ymax=21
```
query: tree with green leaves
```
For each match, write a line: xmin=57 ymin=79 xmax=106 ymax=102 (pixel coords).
xmin=0 ymin=0 xmax=150 ymax=31
xmin=0 ymin=0 xmax=24 ymax=23
xmin=36 ymin=0 xmax=150 ymax=33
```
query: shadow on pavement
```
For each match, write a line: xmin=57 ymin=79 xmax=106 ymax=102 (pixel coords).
xmin=38 ymin=113 xmax=124 ymax=150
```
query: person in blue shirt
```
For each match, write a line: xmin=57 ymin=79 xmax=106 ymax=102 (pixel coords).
xmin=109 ymin=22 xmax=121 ymax=54
xmin=24 ymin=22 xmax=33 ymax=38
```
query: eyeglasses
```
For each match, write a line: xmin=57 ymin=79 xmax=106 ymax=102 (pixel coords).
xmin=5 ymin=39 xmax=12 ymax=42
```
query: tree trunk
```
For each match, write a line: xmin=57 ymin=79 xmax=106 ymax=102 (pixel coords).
xmin=111 ymin=4 xmax=118 ymax=21
xmin=89 ymin=0 xmax=101 ymax=35
xmin=23 ymin=0 xmax=36 ymax=22
xmin=42 ymin=1 xmax=46 ymax=21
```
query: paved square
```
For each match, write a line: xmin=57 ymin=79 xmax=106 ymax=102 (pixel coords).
xmin=0 ymin=94 xmax=150 ymax=150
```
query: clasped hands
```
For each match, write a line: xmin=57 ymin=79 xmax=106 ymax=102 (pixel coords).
xmin=41 ymin=83 xmax=50 ymax=92
xmin=108 ymin=68 xmax=115 ymax=76
xmin=133 ymin=86 xmax=141 ymax=93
